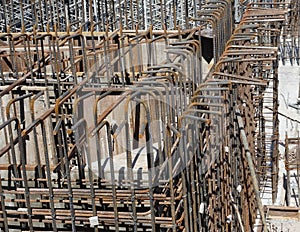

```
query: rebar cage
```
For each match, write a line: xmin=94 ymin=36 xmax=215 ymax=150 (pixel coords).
xmin=0 ymin=0 xmax=299 ymax=231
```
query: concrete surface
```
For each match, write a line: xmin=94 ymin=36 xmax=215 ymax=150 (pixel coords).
xmin=266 ymin=62 xmax=300 ymax=230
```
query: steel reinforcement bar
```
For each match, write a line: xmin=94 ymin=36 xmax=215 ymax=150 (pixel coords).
xmin=0 ymin=1 xmax=297 ymax=232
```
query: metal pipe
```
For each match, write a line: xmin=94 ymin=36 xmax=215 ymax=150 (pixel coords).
xmin=235 ymin=108 xmax=267 ymax=232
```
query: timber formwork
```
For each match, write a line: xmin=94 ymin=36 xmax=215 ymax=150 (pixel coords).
xmin=0 ymin=0 xmax=299 ymax=231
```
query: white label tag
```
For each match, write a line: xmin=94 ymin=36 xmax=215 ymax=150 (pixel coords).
xmin=89 ymin=216 xmax=99 ymax=227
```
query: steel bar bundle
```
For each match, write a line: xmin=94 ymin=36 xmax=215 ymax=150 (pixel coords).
xmin=284 ymin=133 xmax=300 ymax=207
xmin=0 ymin=0 xmax=204 ymax=32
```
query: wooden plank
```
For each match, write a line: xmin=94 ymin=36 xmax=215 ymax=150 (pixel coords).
xmin=266 ymin=206 xmax=300 ymax=220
